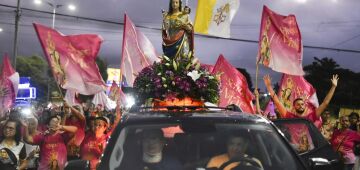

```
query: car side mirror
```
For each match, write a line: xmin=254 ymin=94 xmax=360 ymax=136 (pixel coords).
xmin=65 ymin=159 xmax=90 ymax=170
xmin=308 ymin=158 xmax=333 ymax=170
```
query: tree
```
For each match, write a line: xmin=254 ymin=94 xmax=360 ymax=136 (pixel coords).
xmin=96 ymin=57 xmax=108 ymax=82
xmin=16 ymin=56 xmax=109 ymax=102
xmin=304 ymin=57 xmax=360 ymax=108
xmin=16 ymin=55 xmax=56 ymax=102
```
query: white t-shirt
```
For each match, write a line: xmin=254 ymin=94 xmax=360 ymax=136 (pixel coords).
xmin=0 ymin=141 xmax=25 ymax=166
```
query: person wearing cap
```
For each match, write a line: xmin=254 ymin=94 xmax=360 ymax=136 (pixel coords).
xmin=80 ymin=116 xmax=110 ymax=170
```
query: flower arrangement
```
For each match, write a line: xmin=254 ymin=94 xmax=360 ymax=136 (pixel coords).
xmin=133 ymin=54 xmax=220 ymax=105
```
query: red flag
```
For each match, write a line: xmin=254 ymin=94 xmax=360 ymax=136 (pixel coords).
xmin=212 ymin=55 xmax=255 ymax=113
xmin=33 ymin=23 xmax=106 ymax=95
xmin=121 ymin=14 xmax=159 ymax=86
xmin=277 ymin=74 xmax=319 ymax=116
xmin=1 ymin=54 xmax=15 ymax=77
xmin=0 ymin=55 xmax=19 ymax=116
xmin=257 ymin=6 xmax=304 ymax=75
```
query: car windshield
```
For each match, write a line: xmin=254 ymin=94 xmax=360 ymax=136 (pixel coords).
xmin=108 ymin=121 xmax=305 ymax=170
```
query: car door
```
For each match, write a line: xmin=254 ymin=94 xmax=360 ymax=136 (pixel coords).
xmin=273 ymin=118 xmax=342 ymax=170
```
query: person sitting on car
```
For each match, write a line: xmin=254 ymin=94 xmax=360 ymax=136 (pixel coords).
xmin=207 ymin=133 xmax=263 ymax=170
xmin=120 ymin=129 xmax=183 ymax=170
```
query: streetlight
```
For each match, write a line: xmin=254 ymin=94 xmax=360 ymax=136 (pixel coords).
xmin=33 ymin=0 xmax=76 ymax=101
xmin=0 ymin=28 xmax=3 ymax=32
xmin=33 ymin=0 xmax=76 ymax=28
xmin=34 ymin=0 xmax=42 ymax=5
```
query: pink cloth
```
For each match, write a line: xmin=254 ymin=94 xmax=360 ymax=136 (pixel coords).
xmin=257 ymin=6 xmax=304 ymax=75
xmin=33 ymin=132 xmax=69 ymax=170
xmin=65 ymin=118 xmax=85 ymax=157
xmin=330 ymin=129 xmax=360 ymax=164
xmin=212 ymin=55 xmax=255 ymax=113
xmin=33 ymin=23 xmax=106 ymax=95
xmin=65 ymin=118 xmax=86 ymax=146
xmin=285 ymin=111 xmax=322 ymax=128
xmin=121 ymin=14 xmax=159 ymax=86
xmin=80 ymin=132 xmax=108 ymax=169
xmin=0 ymin=55 xmax=18 ymax=116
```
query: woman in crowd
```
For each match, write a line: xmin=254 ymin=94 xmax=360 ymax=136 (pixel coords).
xmin=80 ymin=116 xmax=110 ymax=170
xmin=0 ymin=118 xmax=27 ymax=170
xmin=22 ymin=115 xmax=77 ymax=170
xmin=330 ymin=115 xmax=360 ymax=170
xmin=24 ymin=117 xmax=40 ymax=170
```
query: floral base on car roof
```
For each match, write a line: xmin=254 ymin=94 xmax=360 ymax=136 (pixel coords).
xmin=133 ymin=54 xmax=220 ymax=106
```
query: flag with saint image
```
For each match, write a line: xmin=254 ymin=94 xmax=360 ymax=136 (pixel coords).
xmin=277 ymin=74 xmax=319 ymax=116
xmin=33 ymin=23 xmax=106 ymax=95
xmin=0 ymin=54 xmax=19 ymax=116
xmin=257 ymin=5 xmax=304 ymax=75
xmin=212 ymin=55 xmax=255 ymax=113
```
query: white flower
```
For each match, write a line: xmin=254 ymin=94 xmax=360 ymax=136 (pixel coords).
xmin=187 ymin=70 xmax=202 ymax=81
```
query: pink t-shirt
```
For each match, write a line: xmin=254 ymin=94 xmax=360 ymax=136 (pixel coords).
xmin=33 ymin=132 xmax=69 ymax=170
xmin=330 ymin=129 xmax=360 ymax=164
xmin=65 ymin=118 xmax=86 ymax=146
xmin=80 ymin=132 xmax=108 ymax=169
xmin=65 ymin=118 xmax=85 ymax=157
xmin=285 ymin=111 xmax=322 ymax=128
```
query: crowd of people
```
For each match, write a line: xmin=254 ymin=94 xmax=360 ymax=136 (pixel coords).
xmin=253 ymin=74 xmax=360 ymax=170
xmin=0 ymin=101 xmax=121 ymax=170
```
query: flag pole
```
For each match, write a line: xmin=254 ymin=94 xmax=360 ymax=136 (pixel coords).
xmin=255 ymin=62 xmax=259 ymax=91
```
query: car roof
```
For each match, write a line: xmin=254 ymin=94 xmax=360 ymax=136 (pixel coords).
xmin=123 ymin=109 xmax=271 ymax=124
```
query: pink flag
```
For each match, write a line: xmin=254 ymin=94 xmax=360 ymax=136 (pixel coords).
xmin=121 ymin=14 xmax=159 ymax=86
xmin=277 ymin=74 xmax=319 ymax=116
xmin=34 ymin=23 xmax=106 ymax=95
xmin=212 ymin=55 xmax=255 ymax=113
xmin=257 ymin=6 xmax=304 ymax=75
xmin=0 ymin=55 xmax=19 ymax=116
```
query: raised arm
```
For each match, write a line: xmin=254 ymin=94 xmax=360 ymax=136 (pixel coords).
xmin=316 ymin=74 xmax=339 ymax=117
xmin=64 ymin=101 xmax=86 ymax=121
xmin=263 ymin=75 xmax=287 ymax=117
xmin=59 ymin=124 xmax=78 ymax=134
xmin=20 ymin=119 xmax=34 ymax=144
xmin=254 ymin=89 xmax=263 ymax=115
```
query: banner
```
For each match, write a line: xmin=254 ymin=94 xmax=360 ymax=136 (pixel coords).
xmin=257 ymin=6 xmax=304 ymax=75
xmin=194 ymin=0 xmax=240 ymax=38
xmin=34 ymin=23 xmax=106 ymax=95
xmin=108 ymin=81 xmax=119 ymax=101
xmin=212 ymin=55 xmax=255 ymax=113
xmin=278 ymin=74 xmax=319 ymax=116
xmin=121 ymin=14 xmax=159 ymax=87
xmin=0 ymin=55 xmax=19 ymax=116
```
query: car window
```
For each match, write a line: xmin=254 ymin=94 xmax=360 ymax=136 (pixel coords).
xmin=108 ymin=122 xmax=305 ymax=170
xmin=276 ymin=122 xmax=315 ymax=153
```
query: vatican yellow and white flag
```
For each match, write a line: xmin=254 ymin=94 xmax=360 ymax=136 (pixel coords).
xmin=194 ymin=0 xmax=240 ymax=38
